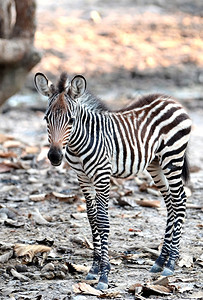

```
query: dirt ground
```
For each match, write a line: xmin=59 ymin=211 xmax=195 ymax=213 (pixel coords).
xmin=0 ymin=0 xmax=203 ymax=299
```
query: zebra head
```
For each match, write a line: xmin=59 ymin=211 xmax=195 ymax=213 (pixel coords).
xmin=34 ymin=72 xmax=86 ymax=166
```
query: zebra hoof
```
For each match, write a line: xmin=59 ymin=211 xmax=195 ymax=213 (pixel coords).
xmin=150 ymin=263 xmax=163 ymax=273
xmin=161 ymin=267 xmax=174 ymax=276
xmin=96 ymin=281 xmax=108 ymax=290
xmin=86 ymin=273 xmax=97 ymax=280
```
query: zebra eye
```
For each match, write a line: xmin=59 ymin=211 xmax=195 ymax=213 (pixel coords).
xmin=69 ymin=117 xmax=74 ymax=125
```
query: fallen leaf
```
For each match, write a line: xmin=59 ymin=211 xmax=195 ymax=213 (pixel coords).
xmin=83 ymin=236 xmax=94 ymax=249
xmin=25 ymin=146 xmax=39 ymax=154
xmin=110 ymin=258 xmax=123 ymax=265
xmin=71 ymin=213 xmax=87 ymax=220
xmin=51 ymin=191 xmax=77 ymax=203
xmin=0 ymin=160 xmax=29 ymax=171
xmin=153 ymin=276 xmax=169 ymax=286
xmin=178 ymin=283 xmax=194 ymax=293
xmin=29 ymin=194 xmax=47 ymax=202
xmin=0 ymin=133 xmax=14 ymax=143
xmin=98 ymin=291 xmax=121 ymax=298
xmin=0 ymin=163 xmax=13 ymax=173
xmin=145 ymin=284 xmax=172 ymax=295
xmin=14 ymin=243 xmax=51 ymax=263
xmin=3 ymin=140 xmax=24 ymax=149
xmin=129 ymin=279 xmax=174 ymax=297
xmin=66 ymin=262 xmax=90 ymax=274
xmin=77 ymin=204 xmax=86 ymax=212
xmin=0 ymin=151 xmax=17 ymax=158
xmin=178 ymin=254 xmax=193 ymax=268
xmin=29 ymin=192 xmax=77 ymax=203
xmin=128 ymin=283 xmax=143 ymax=294
xmin=28 ymin=208 xmax=49 ymax=225
xmin=114 ymin=197 xmax=136 ymax=207
xmin=189 ymin=291 xmax=203 ymax=299
xmin=10 ymin=268 xmax=29 ymax=281
xmin=135 ymin=199 xmax=160 ymax=208
xmin=4 ymin=219 xmax=24 ymax=228
xmin=72 ymin=282 xmax=102 ymax=296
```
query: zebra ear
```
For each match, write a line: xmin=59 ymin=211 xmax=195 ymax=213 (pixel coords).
xmin=69 ymin=75 xmax=86 ymax=100
xmin=34 ymin=72 xmax=53 ymax=97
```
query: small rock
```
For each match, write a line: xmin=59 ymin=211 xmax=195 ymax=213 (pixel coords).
xmin=41 ymin=262 xmax=55 ymax=273
xmin=41 ymin=271 xmax=55 ymax=279
xmin=55 ymin=270 xmax=66 ymax=279
xmin=15 ymin=264 xmax=28 ymax=273
xmin=72 ymin=296 xmax=87 ymax=300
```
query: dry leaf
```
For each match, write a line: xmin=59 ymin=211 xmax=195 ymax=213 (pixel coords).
xmin=110 ymin=258 xmax=122 ymax=265
xmin=153 ymin=276 xmax=169 ymax=286
xmin=0 ymin=160 xmax=28 ymax=171
xmin=10 ymin=268 xmax=29 ymax=281
xmin=25 ymin=146 xmax=39 ymax=154
xmin=189 ymin=291 xmax=203 ymax=299
xmin=0 ymin=151 xmax=17 ymax=158
xmin=77 ymin=204 xmax=86 ymax=212
xmin=67 ymin=262 xmax=90 ymax=274
xmin=51 ymin=191 xmax=77 ymax=202
xmin=71 ymin=213 xmax=87 ymax=220
xmin=0 ymin=163 xmax=13 ymax=173
xmin=0 ymin=133 xmax=14 ymax=143
xmin=135 ymin=199 xmax=160 ymax=208
xmin=178 ymin=254 xmax=193 ymax=268
xmin=72 ymin=282 xmax=102 ymax=296
xmin=28 ymin=208 xmax=49 ymax=225
xmin=128 ymin=283 xmax=143 ymax=294
xmin=83 ymin=236 xmax=94 ymax=249
xmin=115 ymin=197 xmax=136 ymax=207
xmin=14 ymin=243 xmax=51 ymax=263
xmin=146 ymin=284 xmax=172 ymax=295
xmin=98 ymin=291 xmax=121 ymax=298
xmin=29 ymin=194 xmax=47 ymax=202
xmin=29 ymin=192 xmax=77 ymax=203
xmin=3 ymin=140 xmax=23 ymax=149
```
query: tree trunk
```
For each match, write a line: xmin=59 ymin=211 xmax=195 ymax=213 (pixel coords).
xmin=0 ymin=0 xmax=41 ymax=107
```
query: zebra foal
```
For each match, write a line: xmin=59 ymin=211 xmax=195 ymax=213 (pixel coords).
xmin=34 ymin=72 xmax=191 ymax=290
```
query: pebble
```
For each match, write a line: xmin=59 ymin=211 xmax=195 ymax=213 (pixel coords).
xmin=41 ymin=262 xmax=55 ymax=273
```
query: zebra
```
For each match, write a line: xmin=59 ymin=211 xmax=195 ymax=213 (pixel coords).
xmin=34 ymin=72 xmax=192 ymax=290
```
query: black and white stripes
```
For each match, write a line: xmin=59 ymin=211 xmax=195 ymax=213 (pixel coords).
xmin=35 ymin=72 xmax=192 ymax=290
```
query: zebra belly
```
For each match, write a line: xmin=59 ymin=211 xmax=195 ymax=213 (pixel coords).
xmin=111 ymin=151 xmax=145 ymax=178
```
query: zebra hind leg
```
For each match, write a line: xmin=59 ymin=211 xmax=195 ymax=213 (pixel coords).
xmin=147 ymin=158 xmax=174 ymax=273
xmin=161 ymin=164 xmax=187 ymax=276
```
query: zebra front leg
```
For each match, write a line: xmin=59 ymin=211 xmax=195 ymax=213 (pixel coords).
xmin=77 ymin=175 xmax=101 ymax=280
xmin=95 ymin=179 xmax=111 ymax=290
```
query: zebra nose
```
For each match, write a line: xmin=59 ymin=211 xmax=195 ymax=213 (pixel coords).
xmin=47 ymin=147 xmax=63 ymax=166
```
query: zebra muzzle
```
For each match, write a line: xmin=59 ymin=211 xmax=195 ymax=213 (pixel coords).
xmin=47 ymin=146 xmax=63 ymax=166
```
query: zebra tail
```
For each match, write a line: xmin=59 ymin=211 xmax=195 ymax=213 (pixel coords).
xmin=182 ymin=153 xmax=190 ymax=183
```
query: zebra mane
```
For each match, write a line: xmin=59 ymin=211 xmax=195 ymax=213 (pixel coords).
xmin=79 ymin=91 xmax=109 ymax=112
xmin=57 ymin=72 xmax=69 ymax=93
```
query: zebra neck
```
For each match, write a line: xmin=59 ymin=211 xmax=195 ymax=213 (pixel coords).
xmin=67 ymin=105 xmax=109 ymax=154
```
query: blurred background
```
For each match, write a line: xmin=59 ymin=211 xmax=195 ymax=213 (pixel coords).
xmin=0 ymin=0 xmax=203 ymax=109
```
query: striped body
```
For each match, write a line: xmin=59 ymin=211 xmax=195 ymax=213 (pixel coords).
xmin=35 ymin=72 xmax=192 ymax=290
xmin=66 ymin=95 xmax=190 ymax=178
